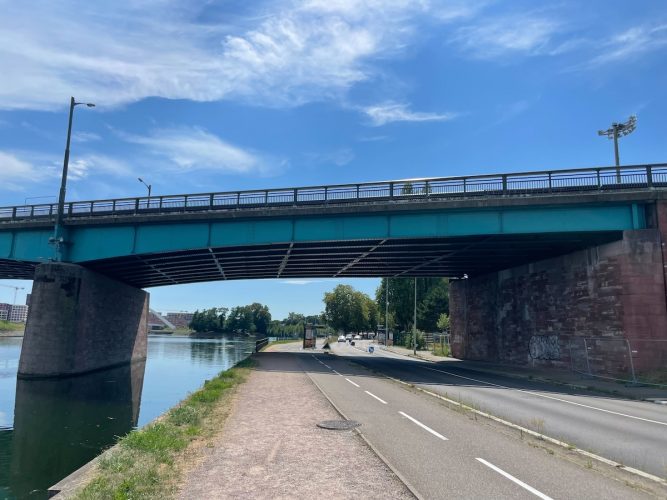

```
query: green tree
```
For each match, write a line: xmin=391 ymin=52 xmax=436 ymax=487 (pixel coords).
xmin=376 ymin=277 xmax=449 ymax=332
xmin=324 ymin=284 xmax=376 ymax=333
xmin=225 ymin=305 xmax=254 ymax=333
xmin=437 ymin=313 xmax=450 ymax=332
xmin=248 ymin=302 xmax=271 ymax=335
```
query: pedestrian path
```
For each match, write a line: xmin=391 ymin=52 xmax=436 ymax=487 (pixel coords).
xmin=177 ymin=344 xmax=413 ymax=499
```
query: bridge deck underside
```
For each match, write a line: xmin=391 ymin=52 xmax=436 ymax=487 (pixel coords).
xmin=66 ymin=232 xmax=622 ymax=288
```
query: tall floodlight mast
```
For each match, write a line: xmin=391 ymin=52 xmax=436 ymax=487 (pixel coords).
xmin=598 ymin=115 xmax=637 ymax=182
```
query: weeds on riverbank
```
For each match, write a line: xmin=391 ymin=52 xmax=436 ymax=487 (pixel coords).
xmin=75 ymin=358 xmax=254 ymax=500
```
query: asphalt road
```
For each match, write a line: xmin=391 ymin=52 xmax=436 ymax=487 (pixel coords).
xmin=298 ymin=349 xmax=663 ymax=499
xmin=329 ymin=341 xmax=667 ymax=480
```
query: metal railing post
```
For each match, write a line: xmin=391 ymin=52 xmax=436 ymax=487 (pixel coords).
xmin=209 ymin=193 xmax=213 ymax=208
xmin=134 ymin=198 xmax=139 ymax=214
xmin=356 ymin=184 xmax=360 ymax=200
xmin=647 ymin=165 xmax=653 ymax=187
xmin=236 ymin=192 xmax=240 ymax=208
xmin=502 ymin=175 xmax=507 ymax=194
xmin=463 ymin=178 xmax=467 ymax=194
xmin=548 ymin=173 xmax=552 ymax=192
xmin=596 ymin=169 xmax=601 ymax=188
xmin=389 ymin=182 xmax=394 ymax=198
xmin=265 ymin=190 xmax=269 ymax=205
xmin=324 ymin=186 xmax=328 ymax=203
xmin=293 ymin=188 xmax=298 ymax=204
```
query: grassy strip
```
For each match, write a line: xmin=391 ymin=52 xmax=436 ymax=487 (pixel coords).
xmin=0 ymin=320 xmax=24 ymax=332
xmin=75 ymin=358 xmax=254 ymax=500
xmin=269 ymin=338 xmax=300 ymax=345
xmin=431 ymin=344 xmax=451 ymax=357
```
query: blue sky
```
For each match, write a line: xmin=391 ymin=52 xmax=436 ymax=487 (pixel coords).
xmin=1 ymin=0 xmax=666 ymax=318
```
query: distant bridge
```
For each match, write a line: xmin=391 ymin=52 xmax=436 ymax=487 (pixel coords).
xmin=1 ymin=163 xmax=665 ymax=288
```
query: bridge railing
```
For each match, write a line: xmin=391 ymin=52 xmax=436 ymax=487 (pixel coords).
xmin=1 ymin=163 xmax=666 ymax=223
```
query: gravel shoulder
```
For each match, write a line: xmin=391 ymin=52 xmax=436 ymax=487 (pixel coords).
xmin=178 ymin=345 xmax=413 ymax=499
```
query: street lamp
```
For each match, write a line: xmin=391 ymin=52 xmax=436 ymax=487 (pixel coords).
xmin=51 ymin=96 xmax=95 ymax=261
xmin=598 ymin=115 xmax=637 ymax=182
xmin=413 ymin=277 xmax=417 ymax=355
xmin=138 ymin=178 xmax=152 ymax=198
xmin=385 ymin=277 xmax=389 ymax=346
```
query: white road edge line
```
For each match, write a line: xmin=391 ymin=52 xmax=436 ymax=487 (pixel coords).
xmin=365 ymin=391 xmax=388 ymax=404
xmin=346 ymin=378 xmax=360 ymax=388
xmin=421 ymin=366 xmax=667 ymax=427
xmin=476 ymin=458 xmax=553 ymax=500
xmin=332 ymin=370 xmax=343 ymax=376
xmin=398 ymin=411 xmax=448 ymax=441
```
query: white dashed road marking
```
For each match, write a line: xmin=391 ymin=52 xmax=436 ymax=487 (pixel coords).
xmin=365 ymin=391 xmax=388 ymax=404
xmin=346 ymin=378 xmax=360 ymax=388
xmin=398 ymin=411 xmax=448 ymax=441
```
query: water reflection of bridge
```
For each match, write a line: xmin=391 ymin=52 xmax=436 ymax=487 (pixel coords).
xmin=9 ymin=361 xmax=145 ymax=498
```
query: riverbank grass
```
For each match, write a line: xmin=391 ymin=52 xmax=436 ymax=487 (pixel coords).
xmin=0 ymin=320 xmax=24 ymax=332
xmin=75 ymin=358 xmax=254 ymax=499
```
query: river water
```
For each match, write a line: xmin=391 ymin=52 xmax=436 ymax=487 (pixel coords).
xmin=0 ymin=334 xmax=256 ymax=500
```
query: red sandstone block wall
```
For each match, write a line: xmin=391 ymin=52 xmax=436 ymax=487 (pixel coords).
xmin=450 ymin=227 xmax=667 ymax=374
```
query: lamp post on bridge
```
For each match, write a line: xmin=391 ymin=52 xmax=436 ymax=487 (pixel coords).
xmin=51 ymin=96 xmax=95 ymax=262
xmin=138 ymin=178 xmax=152 ymax=198
xmin=597 ymin=115 xmax=637 ymax=183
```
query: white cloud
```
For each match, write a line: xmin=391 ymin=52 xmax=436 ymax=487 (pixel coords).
xmin=120 ymin=127 xmax=274 ymax=174
xmin=303 ymin=148 xmax=355 ymax=167
xmin=588 ymin=24 xmax=667 ymax=66
xmin=0 ymin=151 xmax=44 ymax=190
xmin=0 ymin=151 xmax=36 ymax=179
xmin=363 ymin=102 xmax=458 ymax=126
xmin=72 ymin=131 xmax=101 ymax=143
xmin=0 ymin=1 xmax=477 ymax=110
xmin=452 ymin=14 xmax=559 ymax=59
xmin=282 ymin=280 xmax=322 ymax=285
xmin=68 ymin=155 xmax=132 ymax=180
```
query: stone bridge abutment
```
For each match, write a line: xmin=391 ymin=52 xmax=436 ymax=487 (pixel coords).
xmin=450 ymin=202 xmax=667 ymax=377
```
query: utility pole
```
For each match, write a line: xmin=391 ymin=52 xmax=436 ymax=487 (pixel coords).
xmin=413 ymin=277 xmax=417 ymax=355
xmin=385 ymin=277 xmax=389 ymax=346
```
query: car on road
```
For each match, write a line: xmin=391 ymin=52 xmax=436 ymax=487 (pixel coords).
xmin=337 ymin=335 xmax=346 ymax=342
xmin=345 ymin=334 xmax=353 ymax=341
xmin=353 ymin=335 xmax=361 ymax=340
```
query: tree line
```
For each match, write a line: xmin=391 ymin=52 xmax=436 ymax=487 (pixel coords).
xmin=322 ymin=278 xmax=450 ymax=335
xmin=190 ymin=303 xmax=271 ymax=335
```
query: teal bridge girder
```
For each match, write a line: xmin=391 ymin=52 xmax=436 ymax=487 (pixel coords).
xmin=0 ymin=163 xmax=665 ymax=287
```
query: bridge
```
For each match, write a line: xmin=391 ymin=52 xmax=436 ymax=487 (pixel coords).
xmin=3 ymin=163 xmax=667 ymax=378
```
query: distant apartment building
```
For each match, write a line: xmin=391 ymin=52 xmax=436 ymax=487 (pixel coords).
xmin=9 ymin=305 xmax=28 ymax=323
xmin=0 ymin=303 xmax=10 ymax=322
xmin=165 ymin=312 xmax=194 ymax=329
xmin=147 ymin=309 xmax=175 ymax=331
xmin=0 ymin=303 xmax=28 ymax=323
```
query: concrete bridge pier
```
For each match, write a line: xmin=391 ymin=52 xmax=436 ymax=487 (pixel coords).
xmin=18 ymin=262 xmax=148 ymax=379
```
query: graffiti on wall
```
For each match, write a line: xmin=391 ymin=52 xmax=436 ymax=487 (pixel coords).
xmin=529 ymin=335 xmax=560 ymax=360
